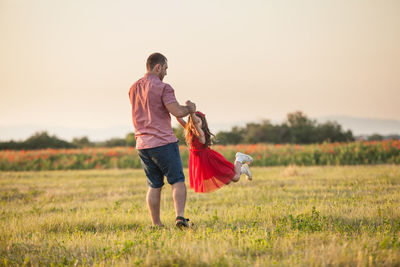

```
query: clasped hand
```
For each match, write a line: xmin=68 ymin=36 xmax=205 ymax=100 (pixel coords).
xmin=185 ymin=100 xmax=196 ymax=113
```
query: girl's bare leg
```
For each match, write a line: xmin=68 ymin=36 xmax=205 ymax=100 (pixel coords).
xmin=232 ymin=161 xmax=242 ymax=182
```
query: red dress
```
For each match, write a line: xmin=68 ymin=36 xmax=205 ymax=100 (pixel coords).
xmin=189 ymin=136 xmax=236 ymax=193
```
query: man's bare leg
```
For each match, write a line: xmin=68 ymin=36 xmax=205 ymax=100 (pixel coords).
xmin=172 ymin=182 xmax=186 ymax=217
xmin=146 ymin=187 xmax=163 ymax=227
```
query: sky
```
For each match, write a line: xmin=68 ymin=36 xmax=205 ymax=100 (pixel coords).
xmin=1 ymin=0 xmax=399 ymax=140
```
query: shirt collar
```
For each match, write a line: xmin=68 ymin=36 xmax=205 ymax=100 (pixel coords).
xmin=145 ymin=73 xmax=160 ymax=80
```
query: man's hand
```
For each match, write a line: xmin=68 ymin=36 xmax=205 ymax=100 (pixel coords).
xmin=185 ymin=100 xmax=196 ymax=113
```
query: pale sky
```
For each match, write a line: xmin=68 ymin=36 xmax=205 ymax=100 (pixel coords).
xmin=1 ymin=0 xmax=399 ymax=134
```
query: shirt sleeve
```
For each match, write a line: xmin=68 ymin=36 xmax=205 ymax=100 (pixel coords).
xmin=162 ymin=84 xmax=178 ymax=105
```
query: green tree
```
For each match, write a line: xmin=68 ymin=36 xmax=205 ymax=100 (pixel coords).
xmin=23 ymin=131 xmax=75 ymax=149
xmin=368 ymin=133 xmax=383 ymax=141
xmin=173 ymin=127 xmax=186 ymax=145
xmin=285 ymin=111 xmax=317 ymax=143
xmin=242 ymin=120 xmax=285 ymax=144
xmin=277 ymin=123 xmax=291 ymax=143
xmin=0 ymin=140 xmax=23 ymax=150
xmin=104 ymin=138 xmax=126 ymax=147
xmin=125 ymin=133 xmax=136 ymax=147
xmin=72 ymin=136 xmax=92 ymax=148
xmin=216 ymin=126 xmax=243 ymax=145
xmin=316 ymin=121 xmax=354 ymax=142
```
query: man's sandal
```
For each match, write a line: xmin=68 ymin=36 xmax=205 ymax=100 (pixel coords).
xmin=175 ymin=216 xmax=190 ymax=228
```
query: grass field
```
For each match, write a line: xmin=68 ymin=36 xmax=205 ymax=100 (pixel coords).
xmin=1 ymin=165 xmax=400 ymax=266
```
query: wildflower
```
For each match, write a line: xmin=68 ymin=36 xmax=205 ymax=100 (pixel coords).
xmin=107 ymin=150 xmax=118 ymax=157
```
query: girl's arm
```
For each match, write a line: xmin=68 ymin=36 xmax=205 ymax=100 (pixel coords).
xmin=176 ymin=117 xmax=187 ymax=127
xmin=190 ymin=113 xmax=206 ymax=144
xmin=190 ymin=112 xmax=201 ymax=125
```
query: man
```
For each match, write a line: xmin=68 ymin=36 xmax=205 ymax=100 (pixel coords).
xmin=129 ymin=52 xmax=195 ymax=228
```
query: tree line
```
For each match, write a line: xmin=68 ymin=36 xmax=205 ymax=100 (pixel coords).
xmin=1 ymin=111 xmax=398 ymax=150
xmin=0 ymin=132 xmax=136 ymax=150
xmin=214 ymin=111 xmax=355 ymax=145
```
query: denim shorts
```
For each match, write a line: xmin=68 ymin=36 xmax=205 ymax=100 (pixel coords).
xmin=137 ymin=142 xmax=185 ymax=188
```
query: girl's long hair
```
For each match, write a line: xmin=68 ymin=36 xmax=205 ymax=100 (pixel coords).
xmin=185 ymin=112 xmax=215 ymax=147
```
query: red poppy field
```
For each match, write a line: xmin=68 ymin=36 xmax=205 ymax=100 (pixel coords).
xmin=1 ymin=140 xmax=399 ymax=171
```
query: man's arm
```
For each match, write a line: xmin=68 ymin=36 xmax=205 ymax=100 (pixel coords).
xmin=165 ymin=101 xmax=196 ymax=118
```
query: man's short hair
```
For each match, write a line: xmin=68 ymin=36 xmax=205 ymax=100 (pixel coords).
xmin=146 ymin=53 xmax=167 ymax=71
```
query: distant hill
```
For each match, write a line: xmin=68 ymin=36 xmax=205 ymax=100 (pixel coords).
xmin=315 ymin=116 xmax=400 ymax=136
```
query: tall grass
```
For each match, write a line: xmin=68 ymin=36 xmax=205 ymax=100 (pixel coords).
xmin=1 ymin=140 xmax=399 ymax=171
xmin=1 ymin=165 xmax=400 ymax=266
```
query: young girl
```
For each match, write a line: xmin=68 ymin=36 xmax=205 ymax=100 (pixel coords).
xmin=176 ymin=111 xmax=253 ymax=193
